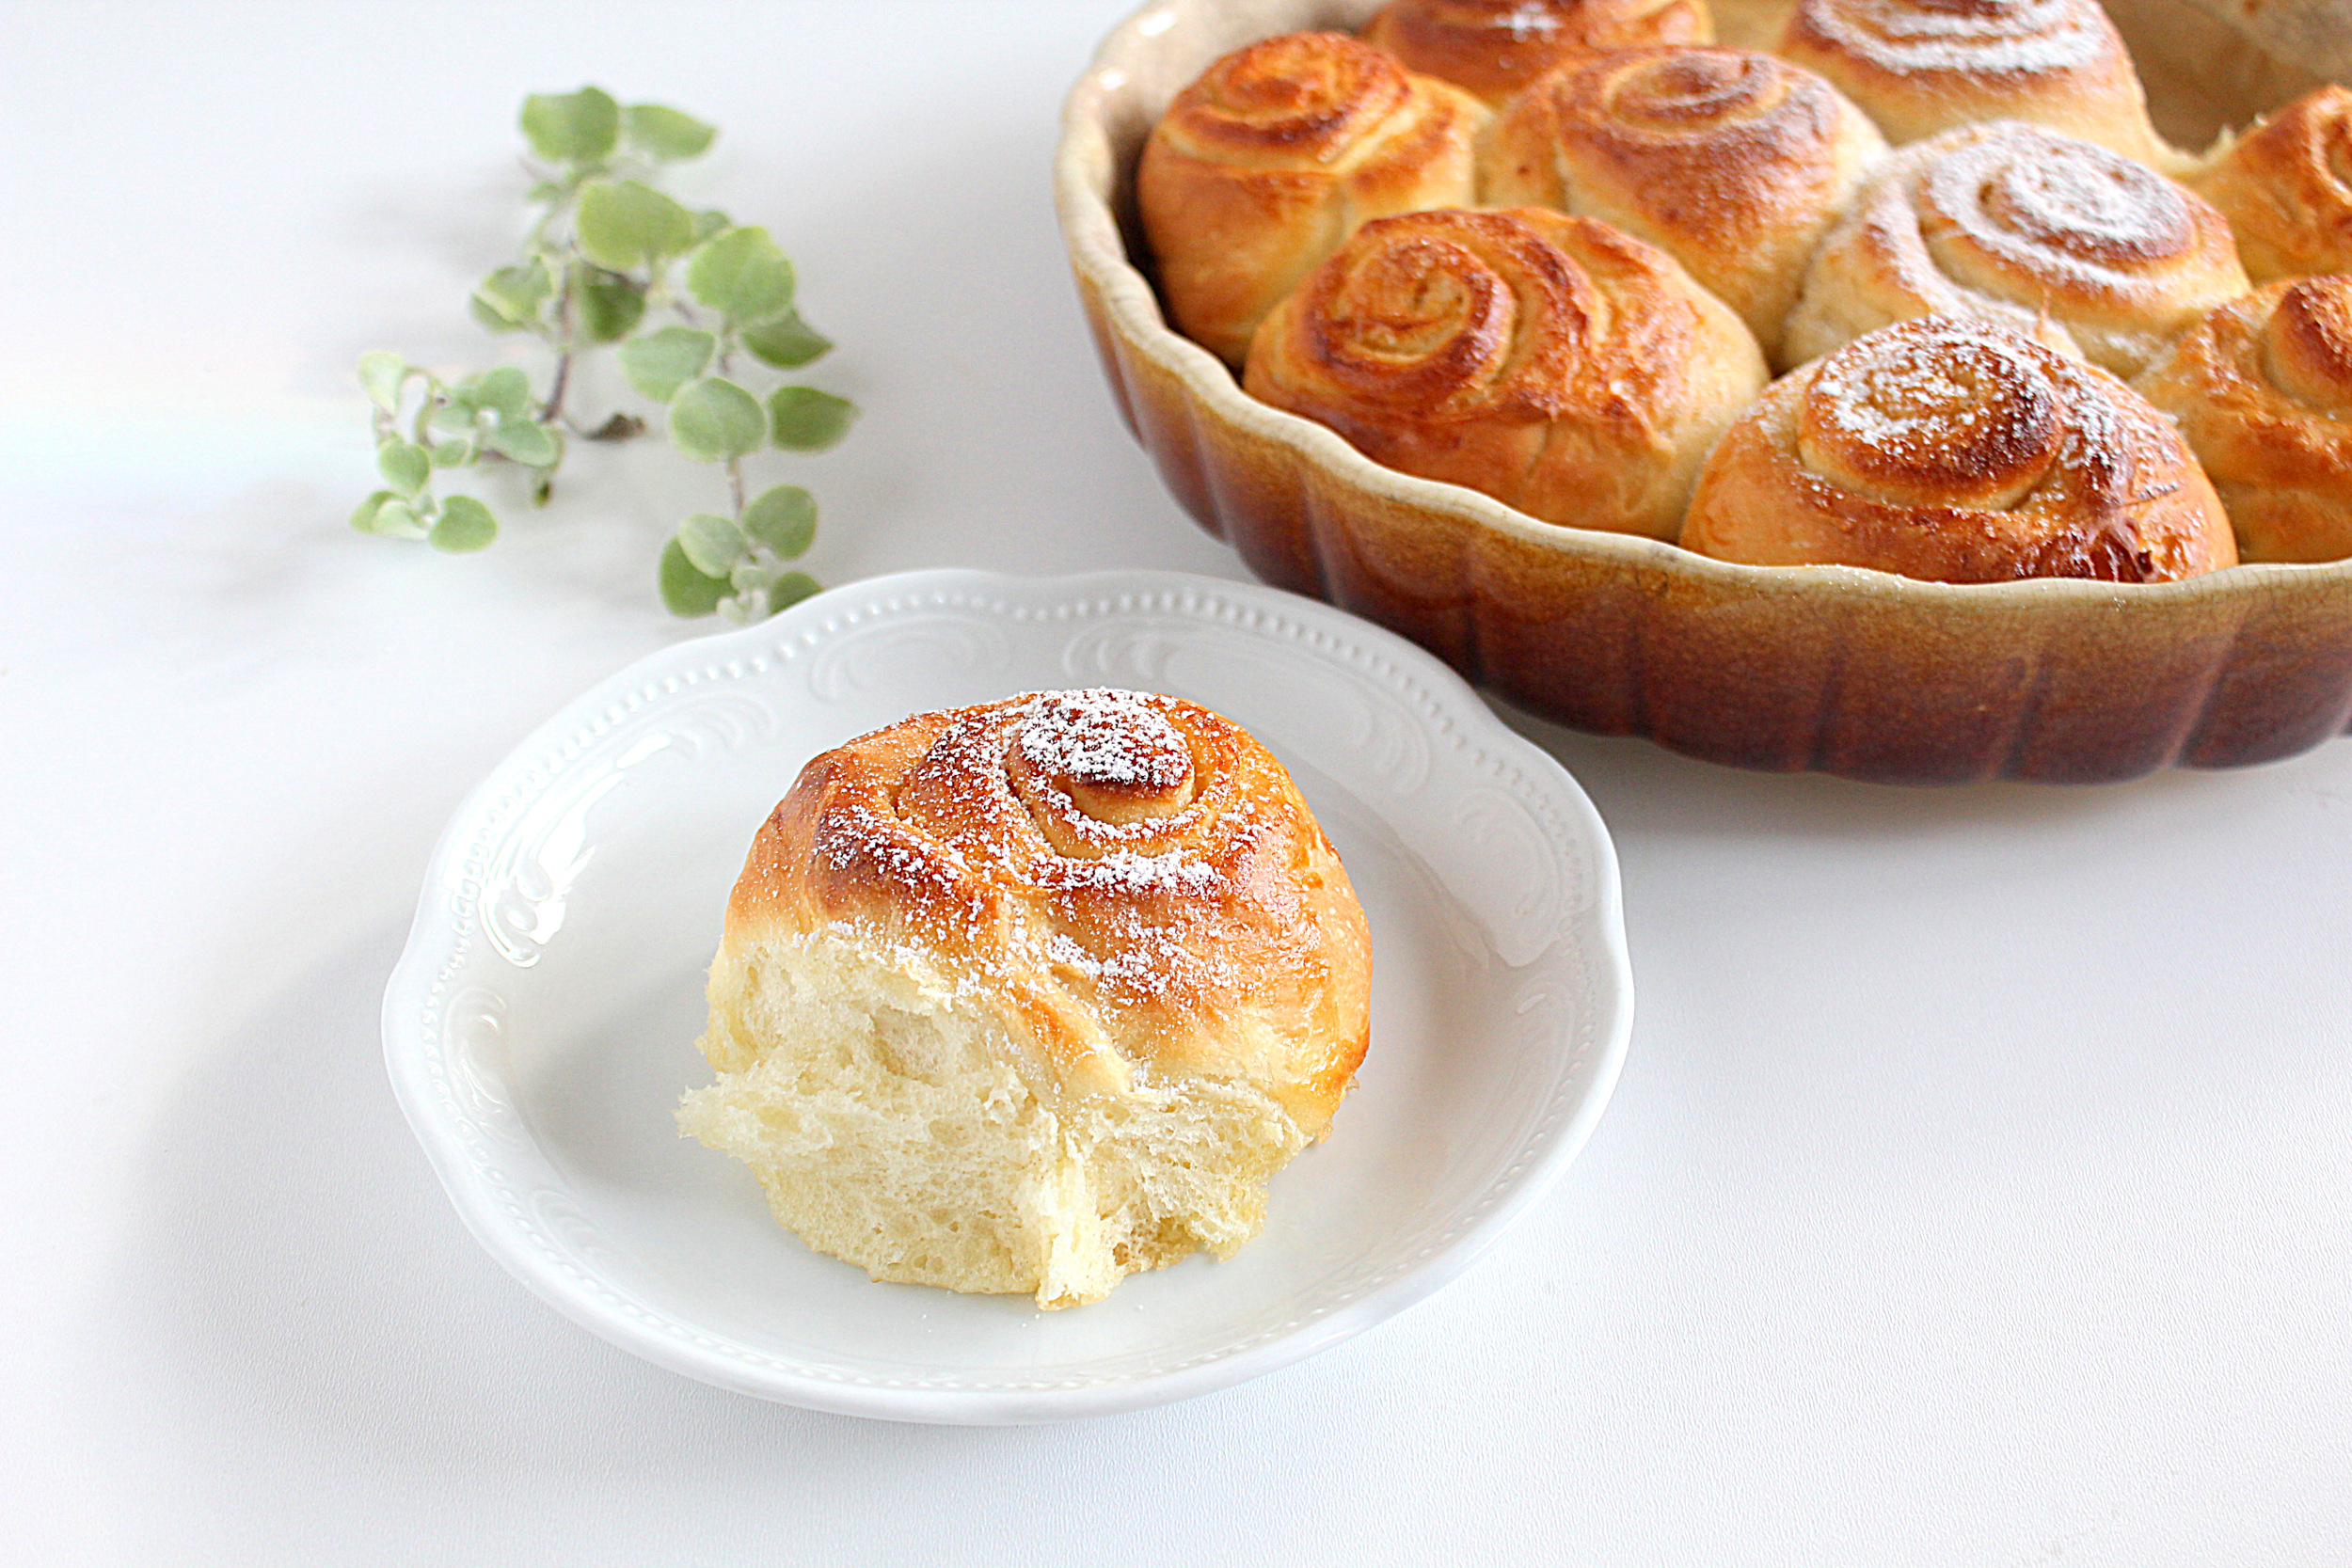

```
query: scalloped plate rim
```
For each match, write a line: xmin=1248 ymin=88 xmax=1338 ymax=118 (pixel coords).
xmin=382 ymin=566 xmax=1634 ymax=1424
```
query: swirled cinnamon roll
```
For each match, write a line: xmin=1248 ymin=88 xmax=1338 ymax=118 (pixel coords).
xmin=1479 ymin=46 xmax=1886 ymax=363
xmin=1772 ymin=0 xmax=2166 ymax=164
xmin=1244 ymin=207 xmax=1768 ymax=537
xmin=1360 ymin=0 xmax=1712 ymax=107
xmin=677 ymin=689 xmax=1374 ymax=1308
xmin=2137 ymin=277 xmax=2352 ymax=562
xmin=1683 ymin=316 xmax=2236 ymax=581
xmin=1139 ymin=31 xmax=1486 ymax=366
xmin=2181 ymin=87 xmax=2352 ymax=286
xmin=1785 ymin=121 xmax=2249 ymax=379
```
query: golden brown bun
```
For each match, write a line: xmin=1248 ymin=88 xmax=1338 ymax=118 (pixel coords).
xmin=1360 ymin=0 xmax=1711 ymax=108
xmin=1479 ymin=46 xmax=1887 ymax=363
xmin=1139 ymin=31 xmax=1486 ymax=366
xmin=679 ymin=689 xmax=1373 ymax=1307
xmin=2180 ymin=87 xmax=2352 ymax=287
xmin=1772 ymin=0 xmax=2167 ymax=164
xmin=1683 ymin=316 xmax=2237 ymax=581
xmin=2137 ymin=277 xmax=2352 ymax=562
xmin=1243 ymin=206 xmax=1769 ymax=538
xmin=1785 ymin=121 xmax=2249 ymax=379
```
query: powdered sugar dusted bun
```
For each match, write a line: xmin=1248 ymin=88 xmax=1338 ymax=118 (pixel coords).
xmin=1244 ymin=207 xmax=1768 ymax=538
xmin=1139 ymin=32 xmax=1486 ymax=366
xmin=2181 ymin=87 xmax=2352 ymax=286
xmin=676 ymin=689 xmax=1373 ymax=1308
xmin=1772 ymin=0 xmax=2166 ymax=164
xmin=1785 ymin=121 xmax=2249 ymax=378
xmin=1360 ymin=0 xmax=1711 ymax=107
xmin=1683 ymin=316 xmax=2237 ymax=581
xmin=2137 ymin=277 xmax=2352 ymax=562
xmin=1479 ymin=46 xmax=1886 ymax=363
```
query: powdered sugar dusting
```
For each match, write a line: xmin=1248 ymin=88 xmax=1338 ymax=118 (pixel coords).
xmin=1801 ymin=0 xmax=2106 ymax=77
xmin=1016 ymin=689 xmax=1192 ymax=795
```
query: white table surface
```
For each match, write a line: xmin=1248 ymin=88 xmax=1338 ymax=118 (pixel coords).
xmin=4 ymin=2 xmax=2347 ymax=1561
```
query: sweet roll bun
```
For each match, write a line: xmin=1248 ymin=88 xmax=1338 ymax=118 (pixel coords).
xmin=2137 ymin=277 xmax=2352 ymax=562
xmin=1138 ymin=31 xmax=1486 ymax=366
xmin=676 ymin=689 xmax=1374 ymax=1308
xmin=1359 ymin=0 xmax=1712 ymax=108
xmin=1683 ymin=315 xmax=2238 ymax=581
xmin=2180 ymin=87 xmax=2352 ymax=286
xmin=1785 ymin=120 xmax=2249 ymax=378
xmin=1772 ymin=0 xmax=2167 ymax=164
xmin=1478 ymin=46 xmax=1887 ymax=363
xmin=1242 ymin=206 xmax=1769 ymax=538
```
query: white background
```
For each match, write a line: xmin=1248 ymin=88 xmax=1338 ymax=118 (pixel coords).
xmin=3 ymin=2 xmax=2347 ymax=1561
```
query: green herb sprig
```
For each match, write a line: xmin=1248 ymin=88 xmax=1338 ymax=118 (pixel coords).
xmin=351 ymin=87 xmax=856 ymax=621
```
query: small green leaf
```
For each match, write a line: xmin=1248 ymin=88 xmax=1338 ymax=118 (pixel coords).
xmin=429 ymin=400 xmax=481 ymax=434
xmin=574 ymin=266 xmax=647 ymax=342
xmin=461 ymin=365 xmax=533 ymax=419
xmin=576 ymin=179 xmax=695 ymax=271
xmin=771 ymin=571 xmax=821 ymax=610
xmin=350 ymin=489 xmax=398 ymax=533
xmin=470 ymin=294 xmax=528 ymax=334
xmin=677 ymin=512 xmax=748 ymax=577
xmin=431 ymin=439 xmax=476 ymax=467
xmin=521 ymin=87 xmax=620 ymax=164
xmin=430 ymin=495 xmax=499 ymax=553
xmin=616 ymin=325 xmax=716 ymax=403
xmin=768 ymin=387 xmax=856 ymax=451
xmin=691 ymin=208 xmax=730 ymax=244
xmin=485 ymin=417 xmax=561 ymax=467
xmin=742 ymin=483 xmax=817 ymax=558
xmin=378 ymin=438 xmax=430 ymax=497
xmin=373 ymin=499 xmax=425 ymax=539
xmin=742 ymin=309 xmax=833 ymax=369
xmin=473 ymin=261 xmax=552 ymax=329
xmin=660 ymin=536 xmax=730 ymax=616
xmin=686 ymin=226 xmax=796 ymax=324
xmin=358 ymin=352 xmax=407 ymax=412
xmin=668 ymin=376 xmax=766 ymax=461
xmin=729 ymin=559 xmax=777 ymax=595
xmin=623 ymin=103 xmax=717 ymax=160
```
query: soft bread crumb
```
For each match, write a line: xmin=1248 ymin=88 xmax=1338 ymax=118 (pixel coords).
xmin=677 ymin=927 xmax=1311 ymax=1308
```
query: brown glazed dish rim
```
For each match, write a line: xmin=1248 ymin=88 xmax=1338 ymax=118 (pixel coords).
xmin=1052 ymin=0 xmax=2352 ymax=617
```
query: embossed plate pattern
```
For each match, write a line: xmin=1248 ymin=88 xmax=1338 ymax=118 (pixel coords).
xmin=383 ymin=569 xmax=1634 ymax=1423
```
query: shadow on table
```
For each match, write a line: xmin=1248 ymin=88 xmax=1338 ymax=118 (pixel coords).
xmin=85 ymin=917 xmax=1316 ymax=1496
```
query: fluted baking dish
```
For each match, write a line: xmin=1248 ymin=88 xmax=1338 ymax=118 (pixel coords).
xmin=1055 ymin=0 xmax=2352 ymax=784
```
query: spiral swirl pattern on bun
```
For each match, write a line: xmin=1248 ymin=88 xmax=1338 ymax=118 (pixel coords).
xmin=1139 ymin=31 xmax=1486 ymax=365
xmin=1243 ymin=207 xmax=1767 ymax=538
xmin=1360 ymin=0 xmax=1711 ymax=107
xmin=677 ymin=689 xmax=1373 ymax=1308
xmin=2137 ymin=277 xmax=2352 ymax=562
xmin=1773 ymin=0 xmax=2165 ymax=163
xmin=1683 ymin=316 xmax=2236 ymax=581
xmin=2182 ymin=87 xmax=2352 ymax=287
xmin=1785 ymin=121 xmax=2249 ymax=379
xmin=1480 ymin=46 xmax=1887 ymax=363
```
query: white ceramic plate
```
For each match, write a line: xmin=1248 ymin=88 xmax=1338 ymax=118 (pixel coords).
xmin=383 ymin=568 xmax=1633 ymax=1423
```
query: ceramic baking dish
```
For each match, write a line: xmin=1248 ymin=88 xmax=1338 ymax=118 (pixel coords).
xmin=1054 ymin=0 xmax=2352 ymax=784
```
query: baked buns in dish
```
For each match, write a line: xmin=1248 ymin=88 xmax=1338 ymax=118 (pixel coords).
xmin=1772 ymin=0 xmax=2166 ymax=165
xmin=1683 ymin=315 xmax=2237 ymax=581
xmin=1479 ymin=46 xmax=1886 ymax=364
xmin=1244 ymin=206 xmax=1768 ymax=538
xmin=1359 ymin=0 xmax=1711 ymax=108
xmin=676 ymin=689 xmax=1374 ymax=1309
xmin=1138 ymin=31 xmax=1486 ymax=366
xmin=1784 ymin=120 xmax=2249 ymax=379
xmin=2180 ymin=87 xmax=2352 ymax=286
xmin=2137 ymin=277 xmax=2352 ymax=562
